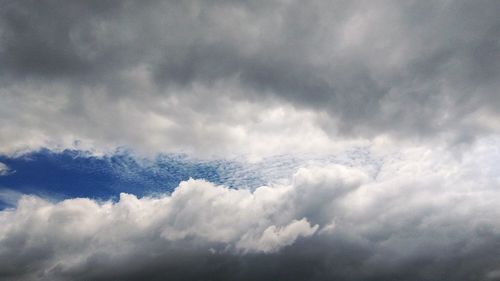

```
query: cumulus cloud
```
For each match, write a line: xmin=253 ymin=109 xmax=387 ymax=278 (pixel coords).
xmin=0 ymin=0 xmax=499 ymax=156
xmin=2 ymin=141 xmax=500 ymax=280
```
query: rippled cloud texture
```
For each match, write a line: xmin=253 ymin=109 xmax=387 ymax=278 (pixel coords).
xmin=1 ymin=0 xmax=499 ymax=280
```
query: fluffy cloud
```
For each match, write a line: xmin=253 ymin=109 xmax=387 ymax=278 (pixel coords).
xmin=0 ymin=0 xmax=499 ymax=156
xmin=2 ymin=141 xmax=500 ymax=280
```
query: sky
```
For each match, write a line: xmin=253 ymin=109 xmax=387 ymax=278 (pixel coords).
xmin=0 ymin=0 xmax=500 ymax=280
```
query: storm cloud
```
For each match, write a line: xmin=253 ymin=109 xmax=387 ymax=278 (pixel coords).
xmin=0 ymin=0 xmax=499 ymax=155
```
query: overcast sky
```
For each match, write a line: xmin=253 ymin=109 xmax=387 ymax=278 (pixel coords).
xmin=1 ymin=0 xmax=500 ymax=280
xmin=1 ymin=0 xmax=499 ymax=156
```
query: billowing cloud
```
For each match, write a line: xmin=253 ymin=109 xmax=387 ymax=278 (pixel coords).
xmin=2 ymin=141 xmax=500 ymax=280
xmin=0 ymin=0 xmax=499 ymax=156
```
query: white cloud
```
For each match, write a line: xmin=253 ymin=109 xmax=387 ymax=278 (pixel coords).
xmin=0 ymin=163 xmax=9 ymax=176
xmin=0 ymin=79 xmax=358 ymax=159
xmin=2 ymin=142 xmax=500 ymax=280
xmin=237 ymin=218 xmax=318 ymax=253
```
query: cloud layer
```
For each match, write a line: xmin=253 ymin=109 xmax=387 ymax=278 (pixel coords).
xmin=2 ymin=140 xmax=500 ymax=280
xmin=1 ymin=0 xmax=499 ymax=156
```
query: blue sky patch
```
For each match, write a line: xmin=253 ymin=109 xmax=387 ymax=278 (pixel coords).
xmin=0 ymin=149 xmax=236 ymax=207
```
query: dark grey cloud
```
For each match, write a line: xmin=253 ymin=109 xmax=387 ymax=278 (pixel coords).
xmin=0 ymin=0 xmax=499 ymax=154
xmin=0 ymin=0 xmax=116 ymax=79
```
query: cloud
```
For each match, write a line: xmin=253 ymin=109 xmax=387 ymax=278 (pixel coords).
xmin=2 ymin=142 xmax=500 ymax=280
xmin=0 ymin=163 xmax=9 ymax=176
xmin=0 ymin=189 xmax=21 ymax=209
xmin=1 ymin=2 xmax=499 ymax=279
xmin=0 ymin=0 xmax=499 ymax=156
